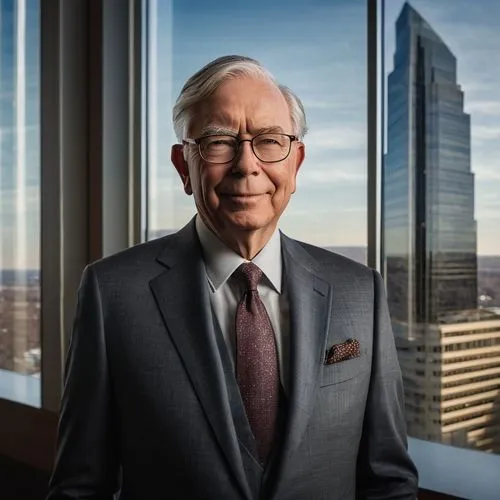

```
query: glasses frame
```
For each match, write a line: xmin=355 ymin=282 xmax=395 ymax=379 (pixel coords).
xmin=183 ymin=132 xmax=298 ymax=164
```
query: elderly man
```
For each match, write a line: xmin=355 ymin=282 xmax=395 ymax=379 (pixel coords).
xmin=47 ymin=55 xmax=418 ymax=499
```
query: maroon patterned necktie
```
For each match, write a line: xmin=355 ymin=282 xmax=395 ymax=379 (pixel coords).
xmin=234 ymin=262 xmax=280 ymax=464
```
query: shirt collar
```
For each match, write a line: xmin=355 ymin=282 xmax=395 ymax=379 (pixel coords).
xmin=195 ymin=215 xmax=282 ymax=293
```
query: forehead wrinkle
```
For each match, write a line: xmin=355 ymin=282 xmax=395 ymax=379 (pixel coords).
xmin=250 ymin=125 xmax=286 ymax=135
xmin=200 ymin=124 xmax=287 ymax=138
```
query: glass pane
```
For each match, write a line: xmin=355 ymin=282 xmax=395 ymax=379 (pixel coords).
xmin=382 ymin=0 xmax=500 ymax=454
xmin=144 ymin=0 xmax=367 ymax=264
xmin=0 ymin=0 xmax=41 ymax=406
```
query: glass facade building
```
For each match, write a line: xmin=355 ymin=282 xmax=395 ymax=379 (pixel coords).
xmin=384 ymin=2 xmax=478 ymax=333
xmin=383 ymin=2 xmax=500 ymax=455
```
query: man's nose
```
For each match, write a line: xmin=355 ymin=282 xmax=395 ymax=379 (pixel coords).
xmin=231 ymin=140 xmax=260 ymax=176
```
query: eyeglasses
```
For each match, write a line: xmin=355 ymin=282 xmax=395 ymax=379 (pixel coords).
xmin=183 ymin=133 xmax=298 ymax=164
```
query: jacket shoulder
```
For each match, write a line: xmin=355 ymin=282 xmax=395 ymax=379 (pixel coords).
xmin=293 ymin=239 xmax=373 ymax=278
xmin=87 ymin=234 xmax=174 ymax=284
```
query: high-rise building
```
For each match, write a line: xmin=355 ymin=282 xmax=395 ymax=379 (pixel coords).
xmin=384 ymin=2 xmax=500 ymax=455
xmin=384 ymin=2 xmax=477 ymax=334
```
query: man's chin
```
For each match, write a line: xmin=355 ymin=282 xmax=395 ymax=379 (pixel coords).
xmin=219 ymin=212 xmax=274 ymax=233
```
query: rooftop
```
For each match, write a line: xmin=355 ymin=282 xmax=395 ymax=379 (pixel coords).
xmin=437 ymin=308 xmax=500 ymax=324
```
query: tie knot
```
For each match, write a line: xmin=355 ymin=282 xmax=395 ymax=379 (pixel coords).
xmin=234 ymin=262 xmax=263 ymax=291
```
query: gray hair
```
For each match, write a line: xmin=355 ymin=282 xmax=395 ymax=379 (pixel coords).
xmin=173 ymin=55 xmax=308 ymax=142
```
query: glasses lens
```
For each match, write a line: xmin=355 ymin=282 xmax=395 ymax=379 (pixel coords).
xmin=253 ymin=133 xmax=291 ymax=162
xmin=199 ymin=136 xmax=237 ymax=163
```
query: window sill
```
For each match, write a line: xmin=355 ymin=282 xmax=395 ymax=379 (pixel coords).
xmin=0 ymin=368 xmax=41 ymax=407
xmin=409 ymin=437 xmax=500 ymax=500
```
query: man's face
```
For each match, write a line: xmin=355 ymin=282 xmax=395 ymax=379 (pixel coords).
xmin=171 ymin=76 xmax=305 ymax=238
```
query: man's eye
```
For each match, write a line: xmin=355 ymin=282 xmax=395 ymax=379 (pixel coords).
xmin=255 ymin=137 xmax=283 ymax=147
xmin=211 ymin=140 xmax=231 ymax=146
xmin=206 ymin=138 xmax=235 ymax=147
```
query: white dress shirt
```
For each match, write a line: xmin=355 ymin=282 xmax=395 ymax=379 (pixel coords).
xmin=195 ymin=215 xmax=290 ymax=392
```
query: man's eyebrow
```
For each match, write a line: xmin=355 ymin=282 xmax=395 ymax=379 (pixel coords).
xmin=253 ymin=126 xmax=285 ymax=134
xmin=199 ymin=125 xmax=237 ymax=137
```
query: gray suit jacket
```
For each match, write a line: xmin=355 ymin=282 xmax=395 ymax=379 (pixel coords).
xmin=47 ymin=219 xmax=418 ymax=500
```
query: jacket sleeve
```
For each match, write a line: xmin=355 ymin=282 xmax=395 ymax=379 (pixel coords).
xmin=46 ymin=265 xmax=120 ymax=499
xmin=356 ymin=270 xmax=419 ymax=499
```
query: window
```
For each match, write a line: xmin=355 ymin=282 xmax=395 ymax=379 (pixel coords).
xmin=0 ymin=0 xmax=40 ymax=406
xmin=383 ymin=0 xmax=500 ymax=457
xmin=382 ymin=2 xmax=500 ymax=495
xmin=143 ymin=0 xmax=367 ymax=263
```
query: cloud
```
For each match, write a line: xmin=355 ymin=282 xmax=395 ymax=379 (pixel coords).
xmin=471 ymin=126 xmax=500 ymax=142
xmin=466 ymin=101 xmax=500 ymax=116
xmin=301 ymin=99 xmax=357 ymax=111
xmin=477 ymin=209 xmax=500 ymax=220
xmin=299 ymin=165 xmax=366 ymax=185
xmin=304 ymin=127 xmax=366 ymax=151
xmin=479 ymin=192 xmax=500 ymax=203
xmin=287 ymin=205 xmax=365 ymax=217
xmin=472 ymin=145 xmax=500 ymax=181
xmin=474 ymin=168 xmax=500 ymax=182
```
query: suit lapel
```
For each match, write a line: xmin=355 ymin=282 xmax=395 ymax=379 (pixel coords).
xmin=264 ymin=234 xmax=333 ymax=499
xmin=149 ymin=220 xmax=252 ymax=500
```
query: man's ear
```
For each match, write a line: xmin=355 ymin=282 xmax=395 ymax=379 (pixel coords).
xmin=291 ymin=142 xmax=305 ymax=194
xmin=171 ymin=144 xmax=193 ymax=195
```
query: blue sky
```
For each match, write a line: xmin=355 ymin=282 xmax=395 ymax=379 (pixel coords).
xmin=148 ymin=0 xmax=499 ymax=255
xmin=2 ymin=0 xmax=499 ymax=270
xmin=148 ymin=0 xmax=368 ymax=248
xmin=0 ymin=0 xmax=40 ymax=271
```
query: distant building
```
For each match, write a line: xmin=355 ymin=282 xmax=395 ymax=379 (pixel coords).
xmin=384 ymin=2 xmax=477 ymax=332
xmin=396 ymin=309 xmax=500 ymax=453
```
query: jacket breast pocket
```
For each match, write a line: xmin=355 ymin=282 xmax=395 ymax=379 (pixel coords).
xmin=319 ymin=354 xmax=371 ymax=387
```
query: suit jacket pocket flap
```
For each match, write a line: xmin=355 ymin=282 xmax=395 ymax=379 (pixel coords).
xmin=319 ymin=352 xmax=370 ymax=387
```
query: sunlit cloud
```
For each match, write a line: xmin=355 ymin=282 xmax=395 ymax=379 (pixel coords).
xmin=287 ymin=205 xmax=365 ymax=217
xmin=474 ymin=167 xmax=500 ymax=182
xmin=471 ymin=126 xmax=500 ymax=142
xmin=299 ymin=164 xmax=366 ymax=185
xmin=466 ymin=101 xmax=500 ymax=116
xmin=304 ymin=128 xmax=366 ymax=151
xmin=301 ymin=99 xmax=358 ymax=111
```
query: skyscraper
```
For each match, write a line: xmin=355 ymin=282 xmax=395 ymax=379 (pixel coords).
xmin=384 ymin=3 xmax=500 ymax=455
xmin=384 ymin=2 xmax=477 ymax=334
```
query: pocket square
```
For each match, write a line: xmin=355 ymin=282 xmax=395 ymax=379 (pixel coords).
xmin=324 ymin=338 xmax=360 ymax=365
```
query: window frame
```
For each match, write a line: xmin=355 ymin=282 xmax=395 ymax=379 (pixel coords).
xmin=1 ymin=1 xmax=499 ymax=497
xmin=376 ymin=0 xmax=500 ymax=498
